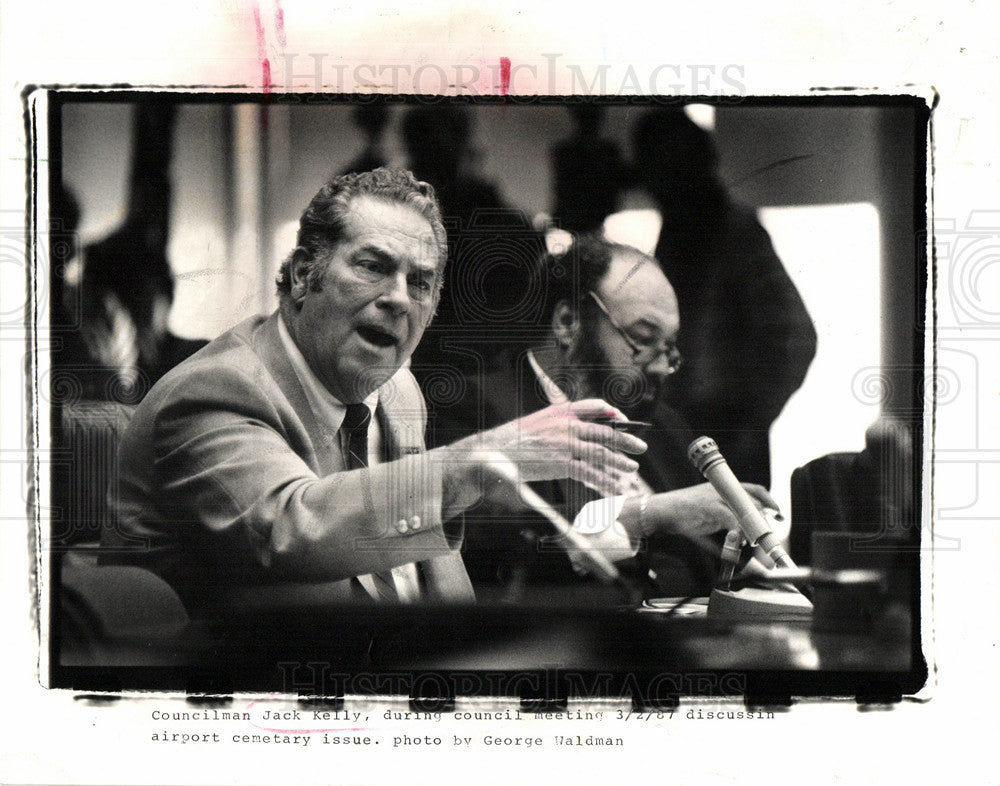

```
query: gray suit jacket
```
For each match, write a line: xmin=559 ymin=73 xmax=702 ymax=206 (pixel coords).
xmin=102 ymin=313 xmax=474 ymax=615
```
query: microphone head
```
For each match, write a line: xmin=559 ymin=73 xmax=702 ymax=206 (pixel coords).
xmin=687 ymin=436 xmax=724 ymax=475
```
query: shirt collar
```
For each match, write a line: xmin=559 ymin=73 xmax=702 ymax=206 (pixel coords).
xmin=277 ymin=313 xmax=379 ymax=429
xmin=526 ymin=349 xmax=571 ymax=405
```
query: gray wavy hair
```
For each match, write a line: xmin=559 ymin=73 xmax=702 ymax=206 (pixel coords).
xmin=275 ymin=167 xmax=448 ymax=296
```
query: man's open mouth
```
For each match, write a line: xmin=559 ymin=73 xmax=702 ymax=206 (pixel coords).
xmin=356 ymin=325 xmax=399 ymax=348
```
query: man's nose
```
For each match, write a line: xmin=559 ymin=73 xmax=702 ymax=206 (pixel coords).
xmin=644 ymin=351 xmax=672 ymax=385
xmin=376 ymin=273 xmax=411 ymax=314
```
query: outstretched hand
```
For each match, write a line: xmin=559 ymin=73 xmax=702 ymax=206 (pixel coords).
xmin=448 ymin=398 xmax=648 ymax=498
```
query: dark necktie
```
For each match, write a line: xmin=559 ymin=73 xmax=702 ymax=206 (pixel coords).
xmin=341 ymin=403 xmax=398 ymax=601
xmin=341 ymin=403 xmax=372 ymax=470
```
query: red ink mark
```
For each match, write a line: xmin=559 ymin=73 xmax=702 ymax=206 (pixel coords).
xmin=252 ymin=724 xmax=370 ymax=735
xmin=476 ymin=59 xmax=491 ymax=93
xmin=252 ymin=5 xmax=266 ymax=57
xmin=252 ymin=3 xmax=271 ymax=93
xmin=499 ymin=57 xmax=511 ymax=95
xmin=274 ymin=0 xmax=287 ymax=49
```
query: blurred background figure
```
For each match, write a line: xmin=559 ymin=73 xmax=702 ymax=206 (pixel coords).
xmin=550 ymin=104 xmax=629 ymax=233
xmin=340 ymin=103 xmax=391 ymax=175
xmin=400 ymin=103 xmax=508 ymax=228
xmin=787 ymin=415 xmax=919 ymax=626
xmin=631 ymin=108 xmax=817 ymax=488
xmin=790 ymin=415 xmax=918 ymax=563
xmin=51 ymin=104 xmax=206 ymax=549
xmin=57 ymin=103 xmax=205 ymax=403
xmin=402 ymin=104 xmax=545 ymax=378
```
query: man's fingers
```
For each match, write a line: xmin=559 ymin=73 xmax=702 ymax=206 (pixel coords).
xmin=506 ymin=439 xmax=636 ymax=488
xmin=566 ymin=398 xmax=625 ymax=421
xmin=536 ymin=399 xmax=647 ymax=453
xmin=568 ymin=459 xmax=627 ymax=498
xmin=570 ymin=440 xmax=639 ymax=476
xmin=574 ymin=420 xmax=648 ymax=455
xmin=494 ymin=399 xmax=649 ymax=487
xmin=742 ymin=483 xmax=780 ymax=511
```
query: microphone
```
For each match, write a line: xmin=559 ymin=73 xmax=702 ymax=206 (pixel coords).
xmin=687 ymin=437 xmax=797 ymax=570
xmin=476 ymin=451 xmax=624 ymax=586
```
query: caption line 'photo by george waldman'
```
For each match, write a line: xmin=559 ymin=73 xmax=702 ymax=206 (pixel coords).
xmin=32 ymin=91 xmax=929 ymax=701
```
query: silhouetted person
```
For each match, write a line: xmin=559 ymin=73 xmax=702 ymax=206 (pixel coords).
xmin=401 ymin=105 xmax=544 ymax=379
xmin=790 ymin=415 xmax=918 ymax=565
xmin=341 ymin=103 xmax=391 ymax=175
xmin=550 ymin=104 xmax=629 ymax=233
xmin=57 ymin=104 xmax=206 ymax=404
xmin=632 ymin=108 xmax=817 ymax=487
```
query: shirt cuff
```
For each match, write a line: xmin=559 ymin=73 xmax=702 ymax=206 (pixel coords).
xmin=571 ymin=495 xmax=641 ymax=560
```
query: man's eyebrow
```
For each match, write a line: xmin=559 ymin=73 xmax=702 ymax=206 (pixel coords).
xmin=626 ymin=317 xmax=677 ymax=338
xmin=627 ymin=317 xmax=660 ymax=332
xmin=353 ymin=243 xmax=438 ymax=275
xmin=352 ymin=244 xmax=395 ymax=262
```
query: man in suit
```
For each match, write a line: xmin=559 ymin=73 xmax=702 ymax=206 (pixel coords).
xmin=429 ymin=234 xmax=778 ymax=600
xmin=101 ymin=168 xmax=648 ymax=618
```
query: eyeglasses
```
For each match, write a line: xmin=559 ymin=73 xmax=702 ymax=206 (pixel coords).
xmin=587 ymin=290 xmax=683 ymax=374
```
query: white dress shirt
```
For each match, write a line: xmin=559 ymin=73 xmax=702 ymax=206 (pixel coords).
xmin=277 ymin=316 xmax=421 ymax=602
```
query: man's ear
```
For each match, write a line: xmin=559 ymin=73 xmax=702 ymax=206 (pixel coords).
xmin=288 ymin=249 xmax=311 ymax=307
xmin=551 ymin=300 xmax=580 ymax=350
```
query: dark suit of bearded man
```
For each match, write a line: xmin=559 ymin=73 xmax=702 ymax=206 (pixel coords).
xmin=427 ymin=346 xmax=717 ymax=602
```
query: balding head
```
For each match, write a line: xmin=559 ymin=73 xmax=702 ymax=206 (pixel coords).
xmin=538 ymin=235 xmax=681 ymax=415
xmin=596 ymin=246 xmax=679 ymax=333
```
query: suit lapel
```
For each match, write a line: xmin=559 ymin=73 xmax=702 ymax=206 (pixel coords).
xmin=513 ymin=347 xmax=552 ymax=420
xmin=374 ymin=375 xmax=424 ymax=461
xmin=253 ymin=313 xmax=474 ymax=603
xmin=637 ymin=400 xmax=703 ymax=491
xmin=252 ymin=313 xmax=343 ymax=475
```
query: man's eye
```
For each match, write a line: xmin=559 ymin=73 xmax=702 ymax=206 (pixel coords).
xmin=357 ymin=259 xmax=389 ymax=275
xmin=628 ymin=332 xmax=657 ymax=348
xmin=408 ymin=277 xmax=434 ymax=298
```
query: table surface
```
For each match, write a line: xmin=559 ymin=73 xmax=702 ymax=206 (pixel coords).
xmin=53 ymin=588 xmax=921 ymax=696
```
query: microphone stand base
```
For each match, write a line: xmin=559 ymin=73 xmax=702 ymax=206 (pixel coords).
xmin=707 ymin=587 xmax=813 ymax=620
